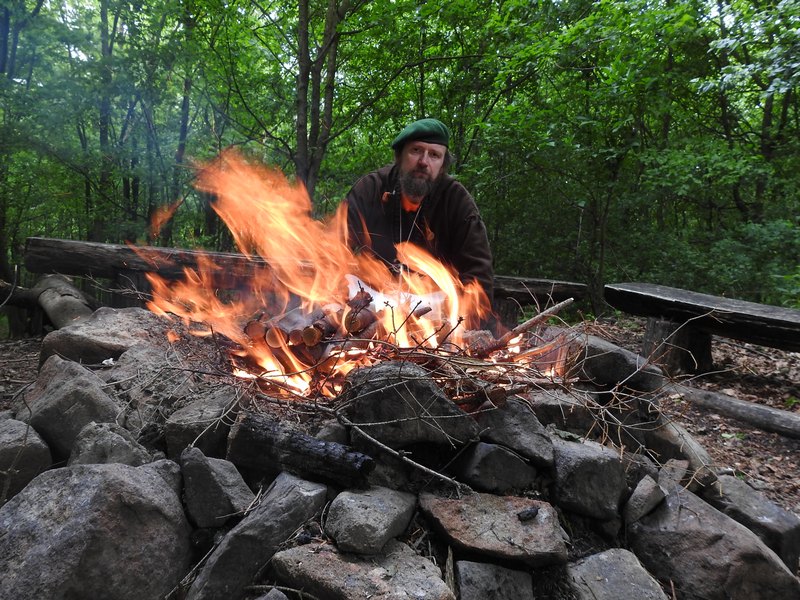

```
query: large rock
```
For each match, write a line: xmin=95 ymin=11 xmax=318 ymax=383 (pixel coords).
xmin=186 ymin=472 xmax=328 ymax=600
xmin=181 ymin=447 xmax=255 ymax=528
xmin=419 ymin=492 xmax=568 ymax=567
xmin=324 ymin=486 xmax=417 ymax=554
xmin=474 ymin=396 xmax=554 ymax=466
xmin=551 ymin=437 xmax=627 ymax=520
xmin=270 ymin=540 xmax=455 ymax=600
xmin=579 ymin=335 xmax=665 ymax=391
xmin=68 ymin=420 xmax=152 ymax=466
xmin=165 ymin=387 xmax=239 ymax=459
xmin=0 ymin=463 xmax=192 ymax=600
xmin=700 ymin=474 xmax=800 ymax=571
xmin=455 ymin=560 xmax=533 ymax=600
xmin=0 ymin=418 xmax=51 ymax=501
xmin=39 ymin=306 xmax=169 ymax=365
xmin=15 ymin=355 xmax=120 ymax=458
xmin=628 ymin=487 xmax=800 ymax=600
xmin=340 ymin=361 xmax=480 ymax=448
xmin=450 ymin=441 xmax=538 ymax=494
xmin=567 ymin=548 xmax=668 ymax=600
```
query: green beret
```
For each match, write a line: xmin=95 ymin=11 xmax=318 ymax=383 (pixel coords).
xmin=391 ymin=118 xmax=450 ymax=150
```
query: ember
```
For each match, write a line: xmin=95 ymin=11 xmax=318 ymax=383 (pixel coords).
xmin=142 ymin=150 xmax=577 ymax=398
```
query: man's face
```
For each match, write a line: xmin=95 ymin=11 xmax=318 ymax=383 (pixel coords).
xmin=398 ymin=141 xmax=447 ymax=202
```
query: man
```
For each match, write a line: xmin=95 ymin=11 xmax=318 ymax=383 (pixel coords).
xmin=344 ymin=118 xmax=495 ymax=313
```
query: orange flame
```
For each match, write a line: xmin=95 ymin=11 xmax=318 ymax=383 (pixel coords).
xmin=143 ymin=150 xmax=492 ymax=397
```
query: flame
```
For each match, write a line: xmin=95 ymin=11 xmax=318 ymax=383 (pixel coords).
xmin=143 ymin=150 xmax=494 ymax=397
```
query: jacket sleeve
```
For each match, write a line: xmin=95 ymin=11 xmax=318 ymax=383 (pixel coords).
xmin=440 ymin=183 xmax=495 ymax=305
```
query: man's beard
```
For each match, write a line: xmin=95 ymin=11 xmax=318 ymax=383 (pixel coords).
xmin=399 ymin=169 xmax=435 ymax=199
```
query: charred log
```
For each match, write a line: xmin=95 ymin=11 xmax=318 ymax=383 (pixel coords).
xmin=227 ymin=411 xmax=375 ymax=487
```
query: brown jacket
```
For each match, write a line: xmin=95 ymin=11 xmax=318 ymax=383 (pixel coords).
xmin=344 ymin=164 xmax=494 ymax=304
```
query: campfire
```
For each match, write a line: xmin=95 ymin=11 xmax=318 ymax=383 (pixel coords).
xmin=140 ymin=151 xmax=577 ymax=401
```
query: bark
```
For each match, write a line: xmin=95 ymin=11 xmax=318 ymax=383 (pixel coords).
xmin=227 ymin=411 xmax=374 ymax=487
xmin=667 ymin=383 xmax=800 ymax=441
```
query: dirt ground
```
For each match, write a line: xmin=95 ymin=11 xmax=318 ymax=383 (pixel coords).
xmin=2 ymin=316 xmax=799 ymax=516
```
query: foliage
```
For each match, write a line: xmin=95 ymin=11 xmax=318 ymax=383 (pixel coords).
xmin=0 ymin=0 xmax=798 ymax=310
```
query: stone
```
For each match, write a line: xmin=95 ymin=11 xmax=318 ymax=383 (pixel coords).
xmin=0 ymin=463 xmax=192 ymax=600
xmin=455 ymin=560 xmax=533 ymax=600
xmin=521 ymin=388 xmax=599 ymax=435
xmin=474 ymin=396 xmax=554 ymax=466
xmin=186 ymin=472 xmax=328 ymax=600
xmin=450 ymin=441 xmax=538 ymax=494
xmin=567 ymin=548 xmax=668 ymax=600
xmin=39 ymin=306 xmax=168 ymax=366
xmin=340 ymin=361 xmax=480 ymax=449
xmin=0 ymin=418 xmax=51 ymax=501
xmin=270 ymin=540 xmax=455 ymax=600
xmin=579 ymin=335 xmax=666 ymax=392
xmin=15 ymin=355 xmax=120 ymax=458
xmin=419 ymin=492 xmax=567 ymax=567
xmin=623 ymin=475 xmax=666 ymax=524
xmin=68 ymin=420 xmax=152 ymax=466
xmin=324 ymin=486 xmax=417 ymax=554
xmin=701 ymin=474 xmax=800 ymax=572
xmin=165 ymin=387 xmax=239 ymax=460
xmin=181 ymin=447 xmax=255 ymax=528
xmin=628 ymin=487 xmax=800 ymax=600
xmin=551 ymin=437 xmax=627 ymax=520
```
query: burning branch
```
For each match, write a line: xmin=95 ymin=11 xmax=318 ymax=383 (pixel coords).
xmin=472 ymin=297 xmax=574 ymax=357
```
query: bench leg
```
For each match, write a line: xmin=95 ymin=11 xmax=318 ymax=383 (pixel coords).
xmin=642 ymin=318 xmax=713 ymax=375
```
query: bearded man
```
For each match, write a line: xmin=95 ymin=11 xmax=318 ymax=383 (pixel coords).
xmin=344 ymin=118 xmax=495 ymax=310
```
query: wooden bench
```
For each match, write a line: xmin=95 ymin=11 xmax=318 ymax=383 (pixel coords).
xmin=604 ymin=282 xmax=800 ymax=374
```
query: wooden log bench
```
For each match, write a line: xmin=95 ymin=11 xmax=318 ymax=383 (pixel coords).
xmin=604 ymin=282 xmax=800 ymax=374
xmin=22 ymin=237 xmax=587 ymax=327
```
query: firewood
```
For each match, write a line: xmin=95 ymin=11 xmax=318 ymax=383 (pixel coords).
xmin=344 ymin=307 xmax=377 ymax=334
xmin=301 ymin=304 xmax=343 ymax=346
xmin=473 ymin=298 xmax=574 ymax=357
xmin=227 ymin=411 xmax=375 ymax=488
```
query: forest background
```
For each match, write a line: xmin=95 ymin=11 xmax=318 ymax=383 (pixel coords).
xmin=1 ymin=0 xmax=799 ymax=333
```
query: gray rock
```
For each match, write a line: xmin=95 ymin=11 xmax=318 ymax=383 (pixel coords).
xmin=181 ymin=447 xmax=255 ymax=528
xmin=701 ymin=474 xmax=800 ymax=571
xmin=628 ymin=487 xmax=800 ymax=600
xmin=475 ymin=396 xmax=554 ymax=466
xmin=643 ymin=419 xmax=716 ymax=490
xmin=254 ymin=590 xmax=290 ymax=600
xmin=38 ymin=306 xmax=168 ymax=365
xmin=165 ymin=387 xmax=238 ymax=459
xmin=140 ymin=458 xmax=183 ymax=498
xmin=419 ymin=492 xmax=567 ymax=567
xmin=579 ymin=335 xmax=666 ymax=392
xmin=455 ymin=560 xmax=533 ymax=600
xmin=0 ymin=418 xmax=51 ymax=501
xmin=68 ymin=420 xmax=152 ymax=466
xmin=186 ymin=472 xmax=328 ymax=600
xmin=341 ymin=361 xmax=480 ymax=448
xmin=567 ymin=548 xmax=668 ymax=600
xmin=551 ymin=437 xmax=627 ymax=520
xmin=0 ymin=463 xmax=192 ymax=600
xmin=324 ymin=486 xmax=416 ymax=554
xmin=522 ymin=388 xmax=599 ymax=435
xmin=623 ymin=475 xmax=666 ymax=524
xmin=315 ymin=419 xmax=349 ymax=444
xmin=15 ymin=355 xmax=120 ymax=458
xmin=270 ymin=540 xmax=455 ymax=600
xmin=450 ymin=441 xmax=538 ymax=494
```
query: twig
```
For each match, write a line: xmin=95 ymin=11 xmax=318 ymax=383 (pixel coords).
xmin=475 ymin=298 xmax=574 ymax=357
